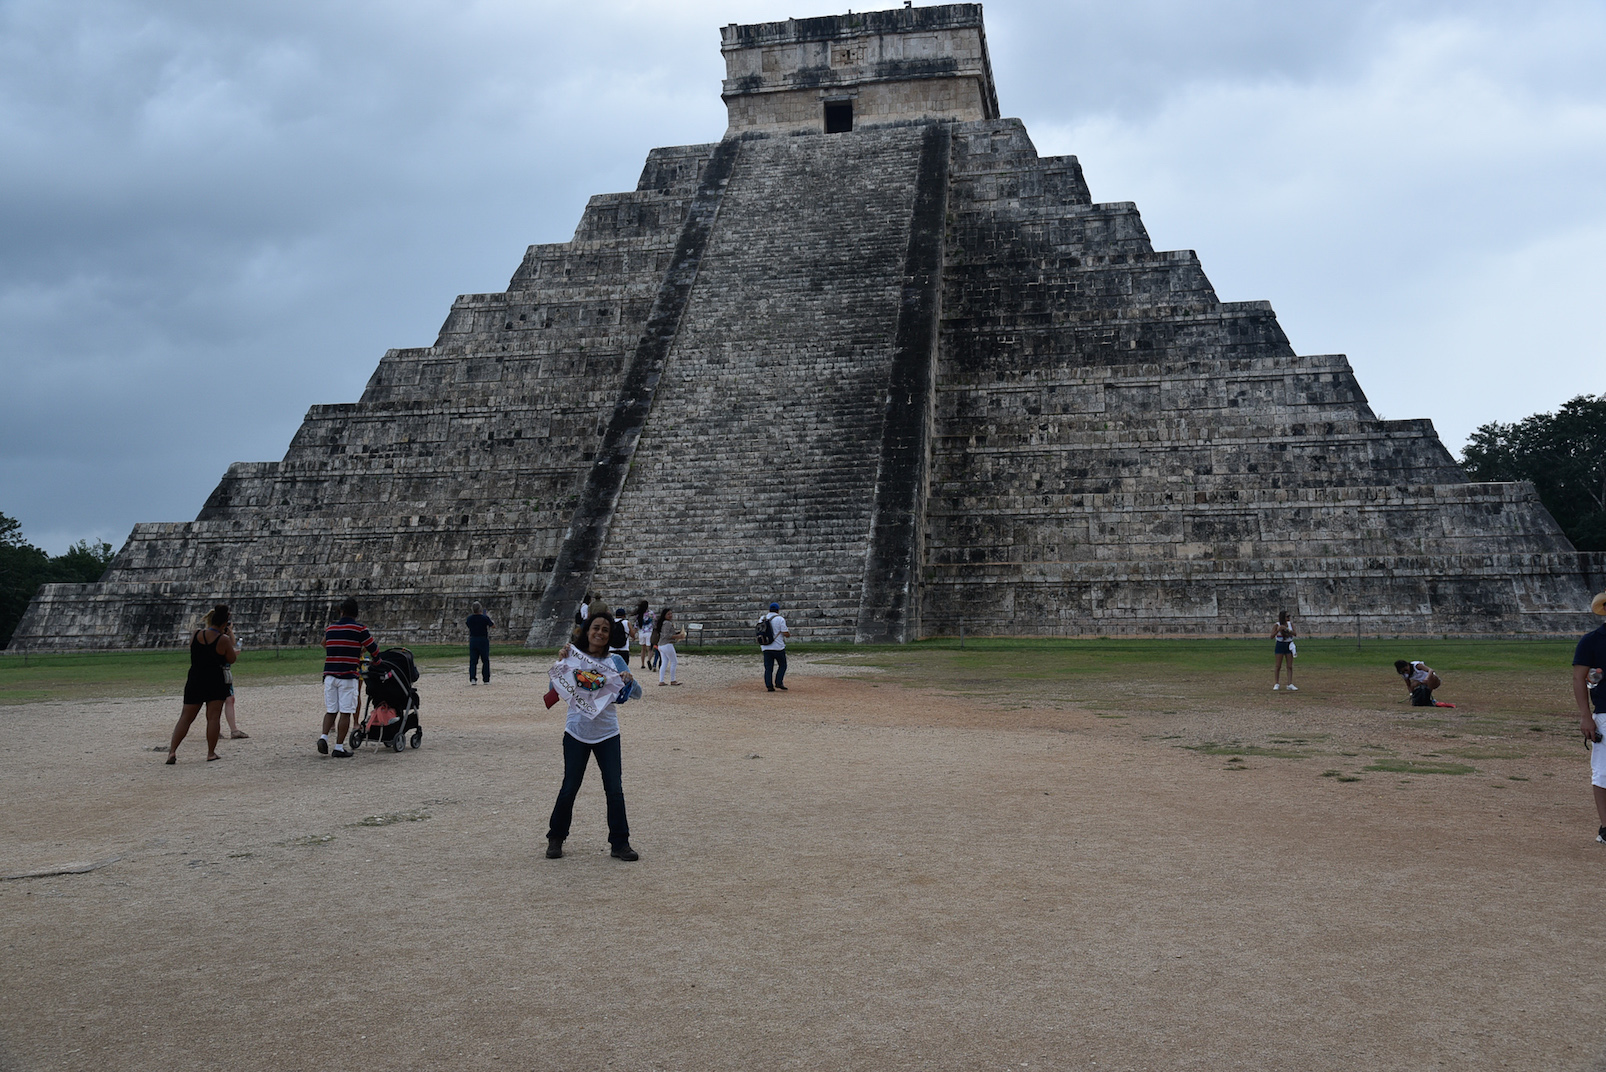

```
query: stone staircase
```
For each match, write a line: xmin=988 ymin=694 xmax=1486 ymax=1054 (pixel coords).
xmin=581 ymin=126 xmax=939 ymax=644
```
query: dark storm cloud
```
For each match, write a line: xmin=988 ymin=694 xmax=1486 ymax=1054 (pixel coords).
xmin=1 ymin=0 xmax=1603 ymax=552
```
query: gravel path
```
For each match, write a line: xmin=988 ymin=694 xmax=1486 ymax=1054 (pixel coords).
xmin=3 ymin=650 xmax=1602 ymax=1070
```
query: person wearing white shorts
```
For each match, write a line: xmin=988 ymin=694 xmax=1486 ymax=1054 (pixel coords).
xmin=1572 ymin=590 xmax=1606 ymax=843
xmin=320 ymin=598 xmax=378 ymax=758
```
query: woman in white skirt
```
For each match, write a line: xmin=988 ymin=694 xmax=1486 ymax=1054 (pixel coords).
xmin=653 ymin=607 xmax=684 ymax=686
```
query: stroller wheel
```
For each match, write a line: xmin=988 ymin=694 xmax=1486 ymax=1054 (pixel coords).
xmin=350 ymin=728 xmax=366 ymax=749
xmin=410 ymin=730 xmax=423 ymax=749
xmin=391 ymin=734 xmax=406 ymax=753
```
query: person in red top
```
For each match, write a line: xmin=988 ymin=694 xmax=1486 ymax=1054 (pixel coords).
xmin=320 ymin=597 xmax=378 ymax=758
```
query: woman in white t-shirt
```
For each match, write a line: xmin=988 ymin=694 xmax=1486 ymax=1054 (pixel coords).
xmin=545 ymin=612 xmax=639 ymax=862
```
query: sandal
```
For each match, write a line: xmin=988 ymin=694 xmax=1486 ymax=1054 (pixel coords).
xmin=230 ymin=731 xmax=250 ymax=739
xmin=207 ymin=754 xmax=221 ymax=762
xmin=165 ymin=754 xmax=176 ymax=765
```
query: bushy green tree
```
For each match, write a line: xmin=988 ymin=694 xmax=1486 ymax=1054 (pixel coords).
xmin=0 ymin=513 xmax=117 ymax=648
xmin=1461 ymin=394 xmax=1606 ymax=550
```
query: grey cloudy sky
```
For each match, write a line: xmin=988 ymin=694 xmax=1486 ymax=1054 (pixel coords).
xmin=1 ymin=0 xmax=1602 ymax=553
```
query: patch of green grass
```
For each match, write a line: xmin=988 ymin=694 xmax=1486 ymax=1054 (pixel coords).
xmin=281 ymin=834 xmax=336 ymax=847
xmin=1336 ymin=775 xmax=1361 ymax=782
xmin=1321 ymin=770 xmax=1342 ymax=777
xmin=0 ymin=643 xmax=544 ymax=704
xmin=1363 ymin=758 xmax=1476 ymax=776
xmin=1187 ymin=742 xmax=1308 ymax=759
xmin=1441 ymin=747 xmax=1529 ymax=760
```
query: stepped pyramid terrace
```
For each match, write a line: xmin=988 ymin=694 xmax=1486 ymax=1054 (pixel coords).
xmin=12 ymin=4 xmax=1598 ymax=651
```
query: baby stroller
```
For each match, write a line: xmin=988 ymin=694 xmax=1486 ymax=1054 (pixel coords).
xmin=352 ymin=647 xmax=423 ymax=753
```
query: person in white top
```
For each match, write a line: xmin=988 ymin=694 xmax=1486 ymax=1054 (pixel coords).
xmin=653 ymin=607 xmax=684 ymax=685
xmin=759 ymin=601 xmax=790 ymax=692
xmin=545 ymin=612 xmax=639 ymax=861
xmin=1270 ymin=611 xmax=1298 ymax=691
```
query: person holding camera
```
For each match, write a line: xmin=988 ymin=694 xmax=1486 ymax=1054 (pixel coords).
xmin=1573 ymin=591 xmax=1606 ymax=844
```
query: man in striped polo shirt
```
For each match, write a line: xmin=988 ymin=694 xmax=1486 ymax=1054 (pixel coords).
xmin=320 ymin=597 xmax=378 ymax=758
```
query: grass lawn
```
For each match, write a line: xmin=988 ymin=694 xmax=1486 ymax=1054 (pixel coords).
xmin=0 ymin=644 xmax=544 ymax=705
xmin=1 ymin=636 xmax=1579 ymax=717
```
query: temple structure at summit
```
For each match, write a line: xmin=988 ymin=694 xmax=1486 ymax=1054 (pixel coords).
xmin=12 ymin=4 xmax=1597 ymax=650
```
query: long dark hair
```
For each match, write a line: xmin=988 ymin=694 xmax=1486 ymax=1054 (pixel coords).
xmin=651 ymin=607 xmax=672 ymax=646
xmin=633 ymin=600 xmax=650 ymax=627
xmin=574 ymin=610 xmax=614 ymax=656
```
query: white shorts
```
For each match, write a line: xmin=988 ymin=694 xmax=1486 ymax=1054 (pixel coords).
xmin=324 ymin=675 xmax=359 ymax=714
xmin=1591 ymin=713 xmax=1606 ymax=789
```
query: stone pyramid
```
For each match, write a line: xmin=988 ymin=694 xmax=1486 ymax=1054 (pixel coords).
xmin=13 ymin=4 xmax=1593 ymax=651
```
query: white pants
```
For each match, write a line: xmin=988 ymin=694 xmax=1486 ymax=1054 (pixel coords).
xmin=658 ymin=643 xmax=677 ymax=683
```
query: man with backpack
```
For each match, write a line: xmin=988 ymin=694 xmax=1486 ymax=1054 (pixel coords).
xmin=608 ymin=607 xmax=632 ymax=664
xmin=758 ymin=601 xmax=790 ymax=692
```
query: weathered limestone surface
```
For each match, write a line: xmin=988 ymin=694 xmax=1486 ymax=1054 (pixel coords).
xmin=922 ymin=119 xmax=1591 ymax=635
xmin=12 ymin=4 xmax=1597 ymax=650
xmin=572 ymin=125 xmax=939 ymax=646
xmin=721 ymin=4 xmax=998 ymax=136
xmin=12 ymin=144 xmax=716 ymax=648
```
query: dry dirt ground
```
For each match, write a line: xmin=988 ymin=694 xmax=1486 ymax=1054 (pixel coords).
xmin=4 ymin=651 xmax=1605 ymax=1071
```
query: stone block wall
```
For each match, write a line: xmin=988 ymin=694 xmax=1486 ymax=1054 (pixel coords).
xmin=721 ymin=4 xmax=997 ymax=135
xmin=12 ymin=146 xmax=715 ymax=649
xmin=12 ymin=90 xmax=1596 ymax=649
xmin=921 ymin=119 xmax=1591 ymax=635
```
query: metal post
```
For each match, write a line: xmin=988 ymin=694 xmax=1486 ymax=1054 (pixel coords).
xmin=960 ymin=618 xmax=965 ymax=649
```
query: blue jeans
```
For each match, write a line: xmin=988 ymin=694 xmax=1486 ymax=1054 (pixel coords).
xmin=763 ymin=649 xmax=787 ymax=689
xmin=546 ymin=732 xmax=630 ymax=846
xmin=469 ymin=636 xmax=490 ymax=681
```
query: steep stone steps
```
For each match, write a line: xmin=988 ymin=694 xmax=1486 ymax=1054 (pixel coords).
xmin=583 ymin=125 xmax=937 ymax=643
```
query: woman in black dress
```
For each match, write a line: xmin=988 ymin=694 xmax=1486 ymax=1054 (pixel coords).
xmin=166 ymin=605 xmax=238 ymax=763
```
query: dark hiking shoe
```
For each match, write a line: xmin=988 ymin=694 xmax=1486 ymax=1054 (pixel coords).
xmin=776 ymin=684 xmax=788 ymax=690
xmin=546 ymin=839 xmax=564 ymax=859
xmin=317 ymin=737 xmax=329 ymax=754
xmin=611 ymin=843 xmax=640 ymax=862
xmin=1597 ymin=827 xmax=1606 ymax=845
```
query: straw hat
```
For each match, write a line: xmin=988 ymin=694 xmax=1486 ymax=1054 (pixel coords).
xmin=1592 ymin=591 xmax=1606 ymax=616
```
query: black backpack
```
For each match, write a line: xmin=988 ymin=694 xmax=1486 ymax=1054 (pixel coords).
xmin=756 ymin=614 xmax=775 ymax=646
xmin=609 ymin=620 xmax=628 ymax=649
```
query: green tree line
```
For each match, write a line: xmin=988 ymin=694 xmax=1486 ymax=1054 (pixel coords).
xmin=1 ymin=512 xmax=115 ymax=648
xmin=1461 ymin=393 xmax=1606 ymax=551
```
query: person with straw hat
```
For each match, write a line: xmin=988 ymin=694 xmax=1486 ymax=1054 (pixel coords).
xmin=1571 ymin=590 xmax=1606 ymax=844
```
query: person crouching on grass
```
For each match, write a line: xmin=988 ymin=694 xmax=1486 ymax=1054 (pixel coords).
xmin=544 ymin=611 xmax=641 ymax=862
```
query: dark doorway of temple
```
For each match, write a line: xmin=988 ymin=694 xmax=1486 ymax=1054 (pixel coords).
xmin=824 ymin=100 xmax=853 ymax=133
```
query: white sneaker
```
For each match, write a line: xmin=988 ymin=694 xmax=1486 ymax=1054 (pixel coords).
xmin=1286 ymin=684 xmax=1299 ymax=692
xmin=1272 ymin=684 xmax=1280 ymax=690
